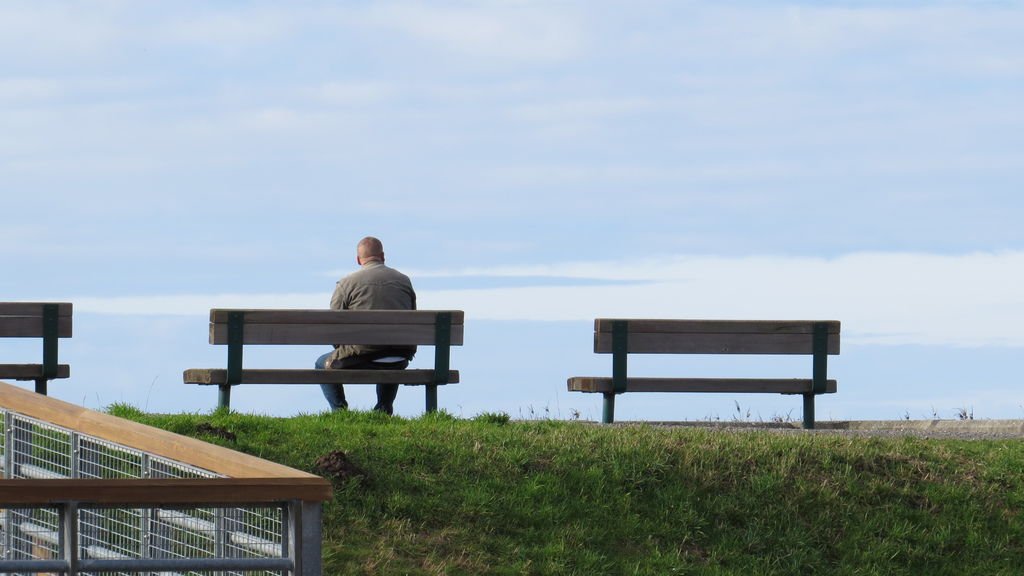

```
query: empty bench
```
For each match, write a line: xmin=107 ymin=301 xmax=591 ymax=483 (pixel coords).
xmin=0 ymin=303 xmax=72 ymax=395
xmin=183 ymin=309 xmax=463 ymax=412
xmin=567 ymin=319 xmax=840 ymax=429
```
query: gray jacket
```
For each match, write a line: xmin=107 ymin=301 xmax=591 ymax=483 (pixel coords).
xmin=327 ymin=261 xmax=417 ymax=366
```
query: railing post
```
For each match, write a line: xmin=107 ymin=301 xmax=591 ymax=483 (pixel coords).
xmin=70 ymin=432 xmax=80 ymax=479
xmin=62 ymin=501 xmax=80 ymax=575
xmin=9 ymin=413 xmax=29 ymax=561
xmin=3 ymin=410 xmax=12 ymax=476
xmin=292 ymin=500 xmax=322 ymax=576
xmin=3 ymin=410 xmax=12 ymax=557
xmin=288 ymin=501 xmax=299 ymax=575
xmin=281 ymin=502 xmax=291 ymax=565
xmin=140 ymin=454 xmax=151 ymax=562
xmin=215 ymin=508 xmax=226 ymax=563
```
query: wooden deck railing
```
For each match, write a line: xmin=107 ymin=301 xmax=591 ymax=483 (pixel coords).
xmin=0 ymin=380 xmax=332 ymax=575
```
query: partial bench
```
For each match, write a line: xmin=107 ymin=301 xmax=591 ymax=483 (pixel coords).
xmin=567 ymin=319 xmax=840 ymax=428
xmin=0 ymin=303 xmax=72 ymax=395
xmin=183 ymin=309 xmax=463 ymax=412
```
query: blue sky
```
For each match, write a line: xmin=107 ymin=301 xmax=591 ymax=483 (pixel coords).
xmin=2 ymin=1 xmax=1023 ymax=421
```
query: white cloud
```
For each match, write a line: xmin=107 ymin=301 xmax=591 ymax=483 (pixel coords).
xmin=311 ymin=81 xmax=395 ymax=107
xmin=73 ymin=293 xmax=325 ymax=317
xmin=235 ymin=107 xmax=318 ymax=132
xmin=511 ymin=98 xmax=653 ymax=123
xmin=72 ymin=251 xmax=1024 ymax=348
xmin=162 ymin=8 xmax=299 ymax=49
xmin=0 ymin=3 xmax=123 ymax=63
xmin=363 ymin=2 xmax=585 ymax=62
xmin=0 ymin=78 xmax=62 ymax=103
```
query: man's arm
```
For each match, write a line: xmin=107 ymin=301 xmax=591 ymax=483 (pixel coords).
xmin=330 ymin=280 xmax=347 ymax=311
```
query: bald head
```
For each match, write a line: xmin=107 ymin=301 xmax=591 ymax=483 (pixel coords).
xmin=356 ymin=236 xmax=385 ymax=264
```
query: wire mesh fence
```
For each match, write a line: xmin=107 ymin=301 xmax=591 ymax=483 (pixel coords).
xmin=0 ymin=408 xmax=288 ymax=576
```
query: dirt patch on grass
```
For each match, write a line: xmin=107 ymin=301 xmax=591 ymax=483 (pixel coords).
xmin=315 ymin=450 xmax=367 ymax=483
xmin=196 ymin=422 xmax=237 ymax=442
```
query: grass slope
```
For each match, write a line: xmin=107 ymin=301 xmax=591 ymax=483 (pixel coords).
xmin=110 ymin=406 xmax=1024 ymax=575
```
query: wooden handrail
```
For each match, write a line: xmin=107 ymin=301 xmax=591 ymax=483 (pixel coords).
xmin=0 ymin=381 xmax=329 ymax=492
xmin=0 ymin=478 xmax=331 ymax=505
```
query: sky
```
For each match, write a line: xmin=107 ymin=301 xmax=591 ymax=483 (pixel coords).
xmin=2 ymin=1 xmax=1023 ymax=422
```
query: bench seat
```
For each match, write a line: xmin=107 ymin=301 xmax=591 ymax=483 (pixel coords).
xmin=0 ymin=364 xmax=71 ymax=381
xmin=184 ymin=368 xmax=459 ymax=386
xmin=568 ymin=377 xmax=836 ymax=394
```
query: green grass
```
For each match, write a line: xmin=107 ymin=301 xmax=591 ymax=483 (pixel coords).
xmin=109 ymin=405 xmax=1024 ymax=575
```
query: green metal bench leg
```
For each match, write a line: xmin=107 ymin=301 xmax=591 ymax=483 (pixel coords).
xmin=602 ymin=393 xmax=615 ymax=424
xmin=425 ymin=385 xmax=438 ymax=413
xmin=219 ymin=311 xmax=244 ymax=411
xmin=802 ymin=393 xmax=815 ymax=429
xmin=602 ymin=319 xmax=627 ymax=424
xmin=804 ymin=322 xmax=828 ymax=430
xmin=428 ymin=312 xmax=451 ymax=415
xmin=218 ymin=385 xmax=231 ymax=410
xmin=40 ymin=303 xmax=58 ymax=397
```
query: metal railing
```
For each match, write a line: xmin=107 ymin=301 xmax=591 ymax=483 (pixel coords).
xmin=0 ymin=383 xmax=329 ymax=575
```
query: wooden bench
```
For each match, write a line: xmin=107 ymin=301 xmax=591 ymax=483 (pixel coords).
xmin=567 ymin=319 xmax=840 ymax=428
xmin=183 ymin=309 xmax=463 ymax=412
xmin=0 ymin=303 xmax=72 ymax=395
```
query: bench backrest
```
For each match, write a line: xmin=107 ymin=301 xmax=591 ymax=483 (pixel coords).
xmin=593 ymin=319 xmax=840 ymax=355
xmin=208 ymin=309 xmax=464 ymax=346
xmin=0 ymin=303 xmax=73 ymax=339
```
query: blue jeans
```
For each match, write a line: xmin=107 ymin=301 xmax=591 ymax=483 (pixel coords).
xmin=316 ymin=352 xmax=347 ymax=410
xmin=316 ymin=352 xmax=405 ymax=414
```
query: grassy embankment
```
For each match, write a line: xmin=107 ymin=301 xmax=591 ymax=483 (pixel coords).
xmin=110 ymin=406 xmax=1024 ymax=575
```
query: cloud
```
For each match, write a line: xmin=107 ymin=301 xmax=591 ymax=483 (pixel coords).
xmin=310 ymin=81 xmax=395 ymax=107
xmin=73 ymin=293 xmax=325 ymax=316
xmin=0 ymin=78 xmax=62 ymax=103
xmin=362 ymin=2 xmax=586 ymax=62
xmin=160 ymin=7 xmax=300 ymax=50
xmin=0 ymin=3 xmax=124 ymax=64
xmin=420 ymin=252 xmax=1024 ymax=348
xmin=70 ymin=251 xmax=1024 ymax=348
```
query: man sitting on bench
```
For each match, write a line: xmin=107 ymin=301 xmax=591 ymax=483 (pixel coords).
xmin=315 ymin=236 xmax=417 ymax=414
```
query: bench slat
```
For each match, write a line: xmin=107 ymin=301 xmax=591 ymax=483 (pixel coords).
xmin=209 ymin=309 xmax=464 ymax=325
xmin=0 ymin=365 xmax=71 ymax=380
xmin=567 ymin=377 xmax=837 ymax=394
xmin=595 ymin=319 xmax=839 ymax=334
xmin=0 ymin=317 xmax=73 ymax=338
xmin=209 ymin=323 xmax=464 ymax=346
xmin=0 ymin=303 xmax=73 ymax=316
xmin=595 ymin=332 xmax=840 ymax=355
xmin=184 ymin=368 xmax=459 ymax=385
